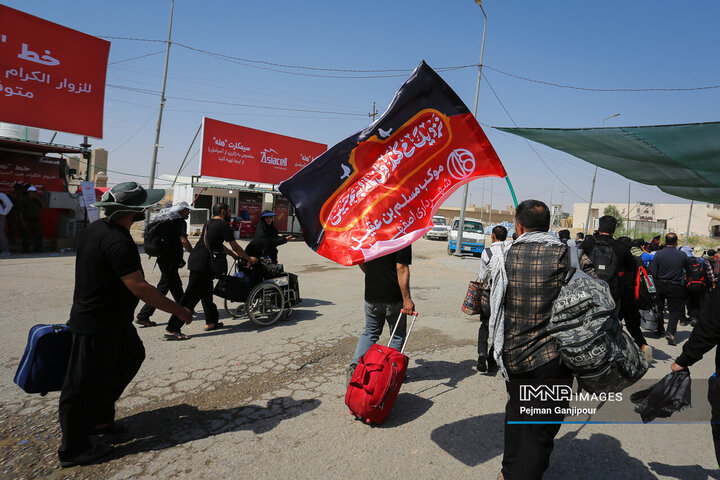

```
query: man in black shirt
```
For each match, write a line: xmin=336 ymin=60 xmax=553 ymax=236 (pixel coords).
xmin=166 ymin=202 xmax=257 ymax=337
xmin=346 ymin=245 xmax=415 ymax=385
xmin=671 ymin=287 xmax=720 ymax=465
xmin=135 ymin=201 xmax=195 ymax=327
xmin=648 ymin=233 xmax=691 ymax=345
xmin=583 ymin=216 xmax=652 ymax=363
xmin=59 ymin=182 xmax=192 ymax=467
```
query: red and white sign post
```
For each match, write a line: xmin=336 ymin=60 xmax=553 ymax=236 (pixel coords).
xmin=200 ymin=117 xmax=327 ymax=185
xmin=0 ymin=5 xmax=110 ymax=138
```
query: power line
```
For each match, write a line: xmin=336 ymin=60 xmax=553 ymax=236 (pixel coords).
xmin=483 ymin=65 xmax=720 ymax=92
xmin=106 ymin=83 xmax=368 ymax=116
xmin=108 ymin=109 xmax=158 ymax=153
xmin=482 ymin=75 xmax=587 ymax=202
xmin=109 ymin=50 xmax=165 ymax=65
xmin=100 ymin=35 xmax=720 ymax=91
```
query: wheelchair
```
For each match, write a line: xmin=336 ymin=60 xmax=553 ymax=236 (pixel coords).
xmin=219 ymin=259 xmax=300 ymax=327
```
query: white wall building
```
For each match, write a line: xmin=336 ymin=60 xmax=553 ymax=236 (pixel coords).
xmin=572 ymin=202 xmax=720 ymax=237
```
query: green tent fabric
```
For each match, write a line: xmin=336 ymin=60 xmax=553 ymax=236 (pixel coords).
xmin=496 ymin=122 xmax=720 ymax=204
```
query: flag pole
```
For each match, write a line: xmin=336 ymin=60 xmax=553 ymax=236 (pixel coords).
xmin=456 ymin=0 xmax=487 ymax=256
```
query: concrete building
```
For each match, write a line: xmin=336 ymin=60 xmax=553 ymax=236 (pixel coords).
xmin=435 ymin=204 xmax=516 ymax=225
xmin=573 ymin=201 xmax=720 ymax=237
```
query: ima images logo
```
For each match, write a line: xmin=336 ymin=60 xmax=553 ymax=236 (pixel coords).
xmin=519 ymin=385 xmax=573 ymax=402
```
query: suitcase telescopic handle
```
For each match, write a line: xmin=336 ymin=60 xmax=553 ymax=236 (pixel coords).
xmin=388 ymin=311 xmax=418 ymax=354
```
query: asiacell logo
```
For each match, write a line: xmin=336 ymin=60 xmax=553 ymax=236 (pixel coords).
xmin=260 ymin=149 xmax=288 ymax=169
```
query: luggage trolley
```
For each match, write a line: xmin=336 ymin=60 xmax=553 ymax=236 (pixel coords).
xmin=221 ymin=260 xmax=300 ymax=327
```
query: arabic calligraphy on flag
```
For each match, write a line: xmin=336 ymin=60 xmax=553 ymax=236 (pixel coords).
xmin=0 ymin=5 xmax=110 ymax=137
xmin=279 ymin=61 xmax=507 ymax=266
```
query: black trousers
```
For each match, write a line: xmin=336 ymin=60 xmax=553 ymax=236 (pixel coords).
xmin=654 ymin=280 xmax=686 ymax=336
xmin=502 ymin=357 xmax=573 ymax=480
xmin=618 ymin=291 xmax=646 ymax=348
xmin=708 ymin=374 xmax=720 ymax=466
xmin=21 ymin=217 xmax=42 ymax=252
xmin=477 ymin=313 xmax=490 ymax=357
xmin=58 ymin=323 xmax=145 ymax=460
xmin=167 ymin=270 xmax=218 ymax=332
xmin=136 ymin=258 xmax=184 ymax=321
xmin=687 ymin=287 xmax=707 ymax=320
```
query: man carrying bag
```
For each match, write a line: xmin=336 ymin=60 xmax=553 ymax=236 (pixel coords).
xmin=165 ymin=202 xmax=256 ymax=339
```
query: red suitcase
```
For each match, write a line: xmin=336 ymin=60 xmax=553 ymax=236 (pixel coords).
xmin=345 ymin=312 xmax=418 ymax=425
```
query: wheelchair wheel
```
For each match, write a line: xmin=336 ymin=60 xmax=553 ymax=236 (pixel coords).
xmin=246 ymin=281 xmax=285 ymax=327
xmin=224 ymin=299 xmax=246 ymax=319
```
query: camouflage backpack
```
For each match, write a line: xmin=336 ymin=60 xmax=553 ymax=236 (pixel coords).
xmin=548 ymin=245 xmax=649 ymax=394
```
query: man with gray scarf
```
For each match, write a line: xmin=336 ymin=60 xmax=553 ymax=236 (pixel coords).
xmin=58 ymin=182 xmax=192 ymax=467
xmin=491 ymin=200 xmax=593 ymax=480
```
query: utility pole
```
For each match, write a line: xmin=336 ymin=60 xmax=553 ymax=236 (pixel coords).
xmin=480 ymin=179 xmax=486 ymax=223
xmin=456 ymin=0 xmax=487 ymax=256
xmin=368 ymin=102 xmax=378 ymax=122
xmin=80 ymin=136 xmax=92 ymax=181
xmin=684 ymin=200 xmax=694 ymax=246
xmin=488 ymin=177 xmax=494 ymax=224
xmin=627 ymin=181 xmax=631 ymax=228
xmin=147 ymin=0 xmax=174 ymax=194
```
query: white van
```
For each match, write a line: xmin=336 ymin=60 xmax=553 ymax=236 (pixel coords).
xmin=447 ymin=217 xmax=485 ymax=255
xmin=424 ymin=215 xmax=450 ymax=240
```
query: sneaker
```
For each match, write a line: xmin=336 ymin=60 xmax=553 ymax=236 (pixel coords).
xmin=641 ymin=345 xmax=653 ymax=364
xmin=476 ymin=355 xmax=488 ymax=373
xmin=665 ymin=334 xmax=676 ymax=346
xmin=59 ymin=442 xmax=111 ymax=468
xmin=346 ymin=363 xmax=357 ymax=387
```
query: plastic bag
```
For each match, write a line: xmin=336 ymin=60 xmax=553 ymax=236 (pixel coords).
xmin=630 ymin=370 xmax=692 ymax=423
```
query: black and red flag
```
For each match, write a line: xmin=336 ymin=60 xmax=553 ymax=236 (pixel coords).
xmin=278 ymin=61 xmax=507 ymax=266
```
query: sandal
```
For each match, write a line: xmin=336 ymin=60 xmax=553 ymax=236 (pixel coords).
xmin=163 ymin=332 xmax=190 ymax=341
xmin=135 ymin=318 xmax=157 ymax=328
xmin=204 ymin=322 xmax=226 ymax=331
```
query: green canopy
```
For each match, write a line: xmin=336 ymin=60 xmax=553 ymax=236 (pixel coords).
xmin=496 ymin=121 xmax=720 ymax=204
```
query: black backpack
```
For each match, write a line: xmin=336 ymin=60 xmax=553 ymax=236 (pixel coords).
xmin=685 ymin=257 xmax=707 ymax=291
xmin=588 ymin=241 xmax=618 ymax=295
xmin=143 ymin=219 xmax=175 ymax=258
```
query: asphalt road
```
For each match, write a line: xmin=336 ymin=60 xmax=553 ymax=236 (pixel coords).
xmin=0 ymin=237 xmax=717 ymax=479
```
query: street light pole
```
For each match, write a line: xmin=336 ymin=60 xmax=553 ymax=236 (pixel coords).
xmin=456 ymin=0 xmax=486 ymax=256
xmin=583 ymin=113 xmax=620 ymax=235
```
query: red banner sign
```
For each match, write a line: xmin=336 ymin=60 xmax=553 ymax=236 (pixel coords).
xmin=200 ymin=117 xmax=327 ymax=185
xmin=0 ymin=5 xmax=110 ymax=138
xmin=0 ymin=153 xmax=63 ymax=194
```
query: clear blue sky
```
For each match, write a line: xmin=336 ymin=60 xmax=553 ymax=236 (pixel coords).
xmin=4 ymin=0 xmax=720 ymax=212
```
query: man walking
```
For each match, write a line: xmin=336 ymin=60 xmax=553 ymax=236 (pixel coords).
xmin=493 ymin=200 xmax=587 ymax=480
xmin=671 ymin=287 xmax=720 ymax=465
xmin=59 ymin=182 xmax=192 ymax=467
xmin=135 ymin=202 xmax=195 ymax=327
xmin=476 ymin=225 xmax=509 ymax=372
xmin=0 ymin=190 xmax=13 ymax=256
xmin=165 ymin=202 xmax=256 ymax=338
xmin=19 ymin=185 xmax=44 ymax=253
xmin=346 ymin=245 xmax=415 ymax=385
xmin=583 ymin=216 xmax=652 ymax=363
xmin=648 ymin=233 xmax=691 ymax=345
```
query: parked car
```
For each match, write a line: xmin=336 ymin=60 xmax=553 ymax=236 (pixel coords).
xmin=447 ymin=217 xmax=485 ymax=256
xmin=424 ymin=215 xmax=450 ymax=240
